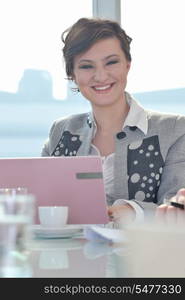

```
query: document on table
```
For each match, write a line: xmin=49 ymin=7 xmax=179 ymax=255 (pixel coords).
xmin=83 ymin=225 xmax=126 ymax=243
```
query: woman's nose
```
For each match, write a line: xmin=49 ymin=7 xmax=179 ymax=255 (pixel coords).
xmin=93 ymin=67 xmax=108 ymax=82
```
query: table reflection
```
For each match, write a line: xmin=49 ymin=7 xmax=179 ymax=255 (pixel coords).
xmin=25 ymin=237 xmax=127 ymax=278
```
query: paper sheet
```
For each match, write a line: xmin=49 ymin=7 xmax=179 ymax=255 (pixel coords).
xmin=83 ymin=225 xmax=126 ymax=243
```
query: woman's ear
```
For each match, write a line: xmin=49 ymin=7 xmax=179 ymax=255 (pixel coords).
xmin=126 ymin=62 xmax=131 ymax=72
xmin=71 ymin=72 xmax=76 ymax=82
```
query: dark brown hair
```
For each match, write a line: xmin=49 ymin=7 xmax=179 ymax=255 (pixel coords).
xmin=61 ymin=17 xmax=132 ymax=80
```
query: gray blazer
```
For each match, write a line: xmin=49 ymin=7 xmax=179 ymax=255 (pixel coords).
xmin=42 ymin=104 xmax=185 ymax=216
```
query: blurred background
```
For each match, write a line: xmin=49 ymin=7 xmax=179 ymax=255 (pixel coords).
xmin=0 ymin=0 xmax=184 ymax=157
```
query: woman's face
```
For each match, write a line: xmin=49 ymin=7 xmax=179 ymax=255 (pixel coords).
xmin=73 ymin=37 xmax=131 ymax=108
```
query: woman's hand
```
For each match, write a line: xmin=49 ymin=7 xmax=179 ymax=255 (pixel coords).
xmin=155 ymin=188 xmax=185 ymax=225
xmin=107 ymin=204 xmax=136 ymax=224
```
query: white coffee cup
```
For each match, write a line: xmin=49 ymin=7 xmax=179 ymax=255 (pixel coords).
xmin=38 ymin=206 xmax=68 ymax=228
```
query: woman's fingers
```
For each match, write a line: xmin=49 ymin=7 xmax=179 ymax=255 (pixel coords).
xmin=155 ymin=204 xmax=168 ymax=222
xmin=165 ymin=205 xmax=177 ymax=225
xmin=177 ymin=188 xmax=185 ymax=197
xmin=156 ymin=189 xmax=185 ymax=225
xmin=176 ymin=194 xmax=185 ymax=225
xmin=107 ymin=205 xmax=135 ymax=224
xmin=155 ymin=204 xmax=176 ymax=224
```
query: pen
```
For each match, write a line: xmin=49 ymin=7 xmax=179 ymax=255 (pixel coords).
xmin=170 ymin=201 xmax=184 ymax=210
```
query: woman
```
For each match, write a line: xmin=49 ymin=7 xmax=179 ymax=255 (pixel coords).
xmin=42 ymin=18 xmax=185 ymax=224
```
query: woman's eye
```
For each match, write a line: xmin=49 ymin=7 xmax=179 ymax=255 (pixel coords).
xmin=79 ymin=65 xmax=93 ymax=69
xmin=107 ymin=60 xmax=118 ymax=65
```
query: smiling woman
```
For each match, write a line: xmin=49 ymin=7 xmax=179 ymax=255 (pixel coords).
xmin=41 ymin=17 xmax=185 ymax=226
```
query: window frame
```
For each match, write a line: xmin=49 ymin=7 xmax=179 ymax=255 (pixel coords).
xmin=93 ymin=0 xmax=121 ymax=22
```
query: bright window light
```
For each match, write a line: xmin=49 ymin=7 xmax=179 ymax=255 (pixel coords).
xmin=0 ymin=0 xmax=92 ymax=99
xmin=121 ymin=0 xmax=185 ymax=93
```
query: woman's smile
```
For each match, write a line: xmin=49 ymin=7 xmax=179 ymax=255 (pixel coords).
xmin=91 ymin=82 xmax=115 ymax=93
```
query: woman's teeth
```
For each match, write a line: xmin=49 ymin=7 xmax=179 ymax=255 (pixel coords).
xmin=94 ymin=84 xmax=111 ymax=91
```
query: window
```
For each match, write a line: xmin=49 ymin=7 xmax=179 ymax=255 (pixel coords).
xmin=0 ymin=0 xmax=92 ymax=157
xmin=121 ymin=0 xmax=185 ymax=113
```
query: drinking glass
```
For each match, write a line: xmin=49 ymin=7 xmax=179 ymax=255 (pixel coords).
xmin=0 ymin=187 xmax=28 ymax=196
xmin=0 ymin=192 xmax=35 ymax=277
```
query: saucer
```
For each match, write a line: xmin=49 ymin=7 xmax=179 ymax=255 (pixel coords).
xmin=28 ymin=238 xmax=83 ymax=251
xmin=32 ymin=224 xmax=84 ymax=239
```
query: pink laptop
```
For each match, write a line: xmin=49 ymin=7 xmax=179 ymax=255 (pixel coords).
xmin=0 ymin=156 xmax=109 ymax=224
